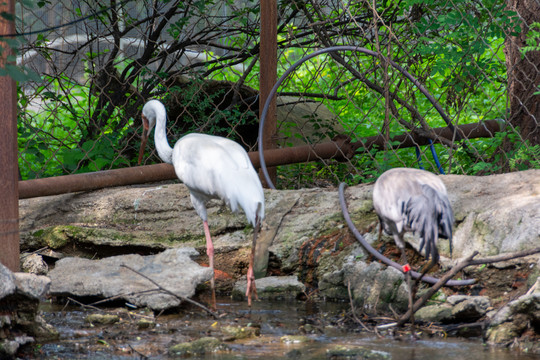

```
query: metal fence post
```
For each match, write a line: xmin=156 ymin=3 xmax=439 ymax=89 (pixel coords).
xmin=0 ymin=0 xmax=20 ymax=272
xmin=259 ymin=0 xmax=277 ymax=187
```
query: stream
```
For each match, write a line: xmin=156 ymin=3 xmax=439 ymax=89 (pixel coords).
xmin=23 ymin=297 xmax=539 ymax=359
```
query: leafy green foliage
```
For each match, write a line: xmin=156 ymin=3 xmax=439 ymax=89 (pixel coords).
xmin=18 ymin=76 xmax=135 ymax=179
xmin=15 ymin=0 xmax=539 ymax=186
xmin=58 ymin=134 xmax=131 ymax=173
xmin=448 ymin=129 xmax=540 ymax=175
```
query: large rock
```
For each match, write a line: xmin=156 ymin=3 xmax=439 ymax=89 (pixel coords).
xmin=341 ymin=259 xmax=409 ymax=313
xmin=0 ymin=263 xmax=57 ymax=358
xmin=48 ymin=248 xmax=213 ymax=310
xmin=232 ymin=275 xmax=306 ymax=301
xmin=415 ymin=295 xmax=491 ymax=324
xmin=486 ymin=277 xmax=540 ymax=347
xmin=276 ymin=96 xmax=346 ymax=147
xmin=19 ymin=170 xmax=540 ymax=313
xmin=445 ymin=170 xmax=539 ymax=258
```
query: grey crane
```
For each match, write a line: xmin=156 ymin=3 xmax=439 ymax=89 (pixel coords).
xmin=372 ymin=167 xmax=454 ymax=328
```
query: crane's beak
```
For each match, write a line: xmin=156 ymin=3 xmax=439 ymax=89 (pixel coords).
xmin=138 ymin=114 xmax=150 ymax=165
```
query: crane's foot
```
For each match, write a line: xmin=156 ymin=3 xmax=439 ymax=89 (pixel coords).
xmin=245 ymin=266 xmax=258 ymax=306
xmin=203 ymin=220 xmax=217 ymax=310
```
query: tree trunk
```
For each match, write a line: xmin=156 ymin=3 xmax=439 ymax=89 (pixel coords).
xmin=504 ymin=0 xmax=540 ymax=146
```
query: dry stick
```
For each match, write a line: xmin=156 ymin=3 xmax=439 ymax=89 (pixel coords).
xmin=88 ymin=289 xmax=163 ymax=307
xmin=20 ymin=246 xmax=49 ymax=259
xmin=467 ymin=247 xmax=540 ymax=266
xmin=67 ymin=297 xmax=107 ymax=313
xmin=396 ymin=251 xmax=479 ymax=327
xmin=67 ymin=296 xmax=153 ymax=320
xmin=128 ymin=344 xmax=149 ymax=360
xmin=396 ymin=246 xmax=540 ymax=327
xmin=120 ymin=264 xmax=219 ymax=318
xmin=347 ymin=280 xmax=373 ymax=334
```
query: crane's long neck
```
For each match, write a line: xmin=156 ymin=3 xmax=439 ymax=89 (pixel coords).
xmin=153 ymin=108 xmax=174 ymax=164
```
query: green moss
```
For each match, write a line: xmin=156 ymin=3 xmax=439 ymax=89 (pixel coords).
xmin=349 ymin=212 xmax=378 ymax=232
xmin=169 ymin=337 xmax=226 ymax=357
xmin=221 ymin=325 xmax=259 ymax=339
xmin=38 ymin=226 xmax=72 ymax=249
xmin=471 ymin=218 xmax=499 ymax=255
xmin=29 ymin=225 xmax=205 ymax=250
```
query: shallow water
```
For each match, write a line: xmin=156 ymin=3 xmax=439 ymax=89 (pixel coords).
xmin=29 ymin=298 xmax=539 ymax=359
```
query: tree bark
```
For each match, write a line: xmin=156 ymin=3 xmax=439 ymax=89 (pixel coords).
xmin=504 ymin=0 xmax=540 ymax=146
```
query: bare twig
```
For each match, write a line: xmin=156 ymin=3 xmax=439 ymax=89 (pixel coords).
xmin=20 ymin=247 xmax=49 ymax=259
xmin=67 ymin=297 xmax=107 ymax=313
xmin=120 ymin=264 xmax=219 ymax=318
xmin=396 ymin=251 xmax=479 ymax=326
xmin=467 ymin=247 xmax=540 ymax=266
xmin=88 ymin=289 xmax=162 ymax=307
xmin=128 ymin=344 xmax=149 ymax=359
xmin=347 ymin=280 xmax=373 ymax=333
xmin=392 ymin=246 xmax=540 ymax=327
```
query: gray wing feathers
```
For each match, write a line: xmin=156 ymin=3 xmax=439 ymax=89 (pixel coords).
xmin=403 ymin=184 xmax=454 ymax=261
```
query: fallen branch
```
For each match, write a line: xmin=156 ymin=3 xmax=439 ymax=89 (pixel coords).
xmin=396 ymin=246 xmax=540 ymax=326
xmin=67 ymin=297 xmax=106 ymax=313
xmin=467 ymin=247 xmax=540 ymax=266
xmin=120 ymin=264 xmax=219 ymax=318
xmin=347 ymin=280 xmax=373 ymax=334
xmin=396 ymin=251 xmax=479 ymax=327
xmin=128 ymin=344 xmax=149 ymax=360
xmin=66 ymin=296 xmax=152 ymax=320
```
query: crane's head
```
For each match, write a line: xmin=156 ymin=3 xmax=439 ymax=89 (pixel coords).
xmin=138 ymin=100 xmax=162 ymax=165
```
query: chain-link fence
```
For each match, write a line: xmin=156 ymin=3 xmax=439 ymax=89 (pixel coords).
xmin=16 ymin=0 xmax=540 ymax=188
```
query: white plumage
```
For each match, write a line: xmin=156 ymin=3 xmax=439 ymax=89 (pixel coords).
xmin=172 ymin=133 xmax=264 ymax=226
xmin=138 ymin=99 xmax=265 ymax=306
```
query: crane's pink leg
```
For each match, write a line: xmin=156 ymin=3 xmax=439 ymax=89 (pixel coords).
xmin=245 ymin=219 xmax=260 ymax=306
xmin=203 ymin=220 xmax=216 ymax=309
xmin=246 ymin=257 xmax=257 ymax=306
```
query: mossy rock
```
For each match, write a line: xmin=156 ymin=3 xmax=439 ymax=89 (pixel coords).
xmin=169 ymin=337 xmax=228 ymax=357
xmin=327 ymin=345 xmax=391 ymax=359
xmin=221 ymin=325 xmax=260 ymax=340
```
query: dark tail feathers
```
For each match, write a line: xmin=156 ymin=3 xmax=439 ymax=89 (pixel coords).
xmin=403 ymin=184 xmax=454 ymax=261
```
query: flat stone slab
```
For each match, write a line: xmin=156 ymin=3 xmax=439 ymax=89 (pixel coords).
xmin=48 ymin=248 xmax=213 ymax=311
xmin=232 ymin=275 xmax=306 ymax=301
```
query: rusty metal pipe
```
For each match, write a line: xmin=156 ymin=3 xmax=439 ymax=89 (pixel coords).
xmin=18 ymin=143 xmax=348 ymax=199
xmin=356 ymin=119 xmax=503 ymax=150
xmin=19 ymin=164 xmax=176 ymax=199
xmin=19 ymin=120 xmax=502 ymax=199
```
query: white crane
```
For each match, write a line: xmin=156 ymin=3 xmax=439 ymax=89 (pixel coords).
xmin=138 ymin=99 xmax=265 ymax=307
xmin=372 ymin=167 xmax=454 ymax=328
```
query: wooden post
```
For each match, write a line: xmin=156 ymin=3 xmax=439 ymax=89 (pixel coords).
xmin=0 ymin=0 xmax=20 ymax=272
xmin=259 ymin=0 xmax=277 ymax=187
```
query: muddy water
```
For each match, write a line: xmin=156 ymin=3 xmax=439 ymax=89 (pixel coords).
xmin=30 ymin=298 xmax=538 ymax=360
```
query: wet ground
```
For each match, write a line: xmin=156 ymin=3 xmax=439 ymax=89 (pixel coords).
xmin=20 ymin=296 xmax=540 ymax=360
